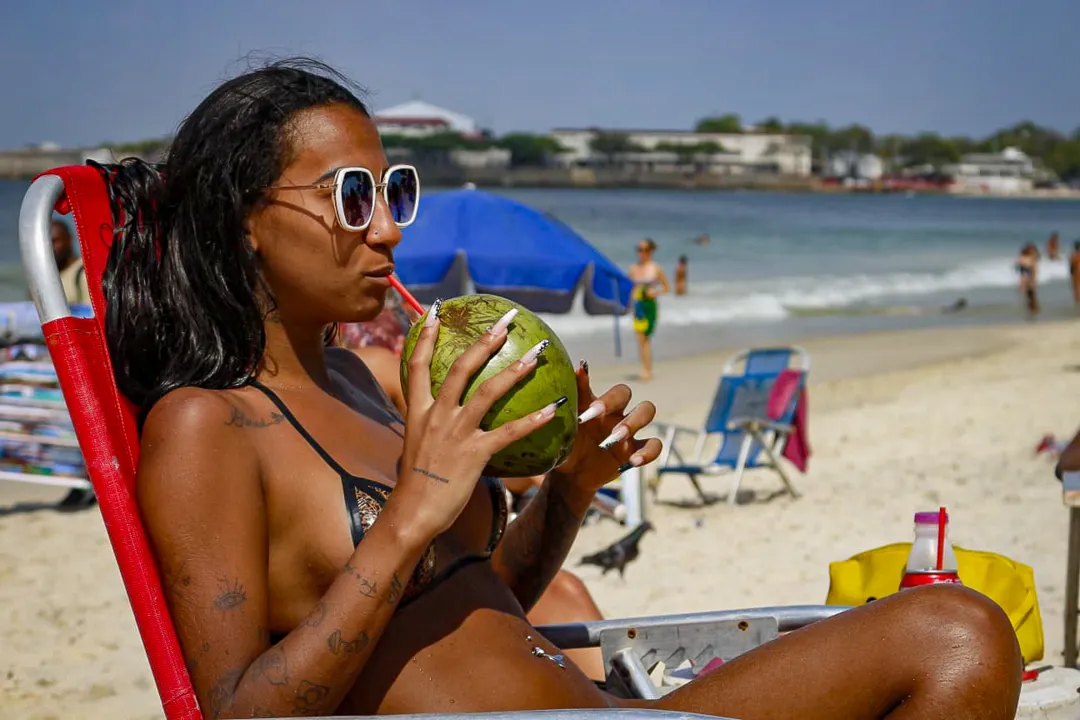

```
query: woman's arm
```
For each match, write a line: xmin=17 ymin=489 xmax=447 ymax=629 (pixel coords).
xmin=139 ymin=389 xmax=427 ymax=718
xmin=655 ymin=267 xmax=671 ymax=296
xmin=490 ymin=471 xmax=595 ymax=612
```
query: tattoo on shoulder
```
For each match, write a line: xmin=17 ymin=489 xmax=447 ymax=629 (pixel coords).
xmin=344 ymin=562 xmax=379 ymax=598
xmin=225 ymin=405 xmax=285 ymax=429
xmin=212 ymin=577 xmax=247 ymax=613
xmin=327 ymin=628 xmax=370 ymax=656
xmin=293 ymin=679 xmax=331 ymax=714
xmin=250 ymin=645 xmax=290 ymax=686
xmin=411 ymin=466 xmax=450 ymax=484
xmin=386 ymin=572 xmax=403 ymax=605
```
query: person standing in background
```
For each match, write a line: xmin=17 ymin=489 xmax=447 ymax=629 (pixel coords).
xmin=1070 ymin=241 xmax=1080 ymax=306
xmin=49 ymin=220 xmax=96 ymax=511
xmin=1016 ymin=243 xmax=1040 ymax=318
xmin=51 ymin=220 xmax=91 ymax=307
xmin=1047 ymin=232 xmax=1060 ymax=261
xmin=674 ymin=255 xmax=688 ymax=296
xmin=629 ymin=238 xmax=670 ymax=382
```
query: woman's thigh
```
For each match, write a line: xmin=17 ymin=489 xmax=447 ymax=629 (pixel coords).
xmin=642 ymin=585 xmax=1021 ymax=720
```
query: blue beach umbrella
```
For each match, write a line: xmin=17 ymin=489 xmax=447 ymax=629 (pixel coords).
xmin=394 ymin=189 xmax=634 ymax=352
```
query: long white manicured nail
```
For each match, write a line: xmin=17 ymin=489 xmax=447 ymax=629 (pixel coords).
xmin=488 ymin=308 xmax=518 ymax=336
xmin=518 ymin=340 xmax=550 ymax=367
xmin=598 ymin=425 xmax=629 ymax=450
xmin=424 ymin=299 xmax=442 ymax=328
xmin=578 ymin=401 xmax=605 ymax=424
xmin=537 ymin=395 xmax=569 ymax=419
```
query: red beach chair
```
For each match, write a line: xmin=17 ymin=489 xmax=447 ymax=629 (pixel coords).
xmin=18 ymin=165 xmax=844 ymax=720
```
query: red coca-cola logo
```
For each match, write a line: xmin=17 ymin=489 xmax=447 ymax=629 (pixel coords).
xmin=900 ymin=571 xmax=962 ymax=589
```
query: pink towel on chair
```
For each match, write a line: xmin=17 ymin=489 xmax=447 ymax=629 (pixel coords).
xmin=767 ymin=369 xmax=811 ymax=473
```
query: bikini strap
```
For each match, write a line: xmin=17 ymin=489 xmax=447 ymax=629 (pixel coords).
xmin=249 ymin=380 xmax=351 ymax=478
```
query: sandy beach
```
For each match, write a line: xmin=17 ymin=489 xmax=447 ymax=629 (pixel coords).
xmin=1 ymin=319 xmax=1076 ymax=719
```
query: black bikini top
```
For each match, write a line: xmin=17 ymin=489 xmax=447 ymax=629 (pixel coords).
xmin=250 ymin=381 xmax=508 ymax=608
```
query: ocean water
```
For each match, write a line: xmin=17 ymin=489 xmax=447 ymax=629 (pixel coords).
xmin=3 ymin=179 xmax=1079 ymax=362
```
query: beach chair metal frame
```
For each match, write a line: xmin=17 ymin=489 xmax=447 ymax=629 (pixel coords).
xmin=20 ymin=166 xmax=847 ymax=720
xmin=653 ymin=347 xmax=809 ymax=506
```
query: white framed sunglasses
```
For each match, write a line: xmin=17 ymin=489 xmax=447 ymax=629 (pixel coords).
xmin=269 ymin=164 xmax=420 ymax=231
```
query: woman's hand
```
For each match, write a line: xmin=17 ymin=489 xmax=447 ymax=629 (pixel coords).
xmin=555 ymin=361 xmax=662 ymax=492
xmin=391 ymin=302 xmax=563 ymax=542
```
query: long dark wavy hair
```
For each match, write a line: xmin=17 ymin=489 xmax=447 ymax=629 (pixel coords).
xmin=92 ymin=58 xmax=369 ymax=423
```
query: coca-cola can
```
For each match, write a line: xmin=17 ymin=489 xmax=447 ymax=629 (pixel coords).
xmin=900 ymin=570 xmax=963 ymax=590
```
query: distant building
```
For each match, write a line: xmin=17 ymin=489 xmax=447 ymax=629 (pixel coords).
xmin=548 ymin=128 xmax=813 ymax=176
xmin=373 ymin=100 xmax=478 ymax=138
xmin=942 ymin=147 xmax=1038 ymax=193
xmin=827 ymin=151 xmax=884 ymax=181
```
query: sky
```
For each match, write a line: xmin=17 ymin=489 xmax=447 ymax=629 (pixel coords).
xmin=1 ymin=0 xmax=1078 ymax=149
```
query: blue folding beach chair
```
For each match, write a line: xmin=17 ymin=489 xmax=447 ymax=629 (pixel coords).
xmin=653 ymin=347 xmax=810 ymax=506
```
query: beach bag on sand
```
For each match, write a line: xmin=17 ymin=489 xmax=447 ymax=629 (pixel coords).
xmin=826 ymin=542 xmax=1044 ymax=663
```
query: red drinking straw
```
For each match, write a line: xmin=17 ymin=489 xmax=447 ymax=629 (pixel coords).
xmin=936 ymin=506 xmax=946 ymax=571
xmin=388 ymin=275 xmax=426 ymax=315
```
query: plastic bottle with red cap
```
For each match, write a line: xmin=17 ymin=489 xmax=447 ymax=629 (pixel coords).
xmin=899 ymin=509 xmax=963 ymax=589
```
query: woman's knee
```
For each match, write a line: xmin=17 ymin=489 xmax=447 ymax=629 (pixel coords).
xmin=895 ymin=585 xmax=1022 ymax=690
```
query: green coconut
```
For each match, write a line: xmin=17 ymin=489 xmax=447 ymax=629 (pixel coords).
xmin=400 ymin=294 xmax=578 ymax=477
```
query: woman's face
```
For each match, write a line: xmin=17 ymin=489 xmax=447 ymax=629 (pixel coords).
xmin=248 ymin=103 xmax=403 ymax=325
xmin=636 ymin=242 xmax=653 ymax=262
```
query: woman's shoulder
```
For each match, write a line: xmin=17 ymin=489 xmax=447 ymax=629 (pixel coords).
xmin=143 ymin=386 xmax=255 ymax=432
xmin=139 ymin=386 xmax=267 ymax=467
xmin=137 ymin=387 xmax=265 ymax=510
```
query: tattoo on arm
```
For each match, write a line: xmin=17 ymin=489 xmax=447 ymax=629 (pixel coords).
xmin=387 ymin=572 xmax=403 ymax=605
xmin=327 ymin=628 xmax=370 ymax=656
xmin=293 ymin=680 xmax=331 ymax=714
xmin=411 ymin=466 xmax=450 ymax=484
xmin=250 ymin=646 xmax=290 ymax=686
xmin=206 ymin=668 xmax=244 ymax=719
xmin=212 ymin=577 xmax=247 ymax=613
xmin=225 ymin=406 xmax=285 ymax=428
xmin=302 ymin=601 xmax=328 ymax=628
xmin=344 ymin=562 xmax=379 ymax=598
xmin=497 ymin=481 xmax=583 ymax=609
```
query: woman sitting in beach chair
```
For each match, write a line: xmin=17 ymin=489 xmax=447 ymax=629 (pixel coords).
xmin=100 ymin=59 xmax=1021 ymax=718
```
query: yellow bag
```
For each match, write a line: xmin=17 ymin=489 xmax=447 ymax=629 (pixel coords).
xmin=826 ymin=543 xmax=1044 ymax=663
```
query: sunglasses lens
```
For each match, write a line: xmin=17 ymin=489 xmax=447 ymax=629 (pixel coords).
xmin=340 ymin=170 xmax=375 ymax=229
xmin=386 ymin=167 xmax=419 ymax=226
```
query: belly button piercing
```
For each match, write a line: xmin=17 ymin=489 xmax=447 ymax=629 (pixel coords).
xmin=531 ymin=646 xmax=567 ymax=669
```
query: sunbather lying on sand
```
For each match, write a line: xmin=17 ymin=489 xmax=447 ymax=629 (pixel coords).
xmin=105 ymin=58 xmax=1021 ymax=718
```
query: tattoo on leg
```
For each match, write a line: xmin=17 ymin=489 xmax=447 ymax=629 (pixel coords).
xmin=327 ymin=628 xmax=370 ymax=656
xmin=411 ymin=466 xmax=451 ymax=484
xmin=344 ymin=562 xmax=379 ymax=598
xmin=293 ymin=680 xmax=331 ymax=713
xmin=213 ymin=577 xmax=247 ymax=613
xmin=250 ymin=645 xmax=290 ymax=686
xmin=387 ymin=573 xmax=403 ymax=605
xmin=225 ymin=405 xmax=285 ymax=429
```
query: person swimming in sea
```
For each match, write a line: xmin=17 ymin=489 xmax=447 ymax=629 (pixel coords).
xmin=674 ymin=255 xmax=688 ymax=296
xmin=628 ymin=238 xmax=670 ymax=382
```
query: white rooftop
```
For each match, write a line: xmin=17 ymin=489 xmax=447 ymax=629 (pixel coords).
xmin=373 ymin=100 xmax=476 ymax=134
